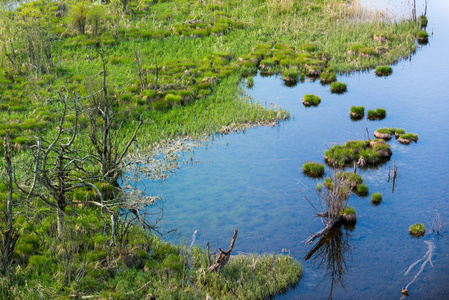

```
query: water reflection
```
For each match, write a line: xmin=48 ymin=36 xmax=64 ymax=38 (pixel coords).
xmin=304 ymin=226 xmax=353 ymax=300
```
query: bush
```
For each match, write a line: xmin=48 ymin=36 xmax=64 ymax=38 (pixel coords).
xmin=371 ymin=192 xmax=382 ymax=204
xmin=375 ymin=65 xmax=393 ymax=76
xmin=409 ymin=223 xmax=425 ymax=236
xmin=330 ymin=81 xmax=347 ymax=93
xmin=303 ymin=161 xmax=325 ymax=177
xmin=68 ymin=2 xmax=88 ymax=34
xmin=302 ymin=94 xmax=321 ymax=106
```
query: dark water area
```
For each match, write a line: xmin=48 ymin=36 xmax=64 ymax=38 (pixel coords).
xmin=142 ymin=1 xmax=449 ymax=299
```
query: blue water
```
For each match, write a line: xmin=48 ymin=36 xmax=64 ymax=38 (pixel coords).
xmin=143 ymin=1 xmax=449 ymax=298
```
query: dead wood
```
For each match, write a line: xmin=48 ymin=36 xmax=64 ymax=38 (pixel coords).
xmin=208 ymin=229 xmax=238 ymax=273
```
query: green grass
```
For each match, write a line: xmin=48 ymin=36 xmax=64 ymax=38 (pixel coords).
xmin=303 ymin=161 xmax=325 ymax=177
xmin=399 ymin=133 xmax=418 ymax=141
xmin=371 ymin=192 xmax=382 ymax=205
xmin=417 ymin=30 xmax=429 ymax=39
xmin=375 ymin=65 xmax=393 ymax=76
xmin=418 ymin=15 xmax=428 ymax=28
xmin=330 ymin=81 xmax=347 ymax=93
xmin=409 ymin=223 xmax=425 ymax=236
xmin=341 ymin=206 xmax=356 ymax=215
xmin=350 ymin=106 xmax=364 ymax=116
xmin=302 ymin=94 xmax=321 ymax=106
xmin=320 ymin=71 xmax=337 ymax=83
xmin=367 ymin=108 xmax=386 ymax=120
xmin=325 ymin=139 xmax=388 ymax=167
xmin=356 ymin=184 xmax=369 ymax=195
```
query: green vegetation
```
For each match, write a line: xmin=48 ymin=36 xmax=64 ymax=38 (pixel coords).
xmin=303 ymin=161 xmax=325 ymax=177
xmin=341 ymin=206 xmax=356 ymax=215
xmin=409 ymin=223 xmax=426 ymax=237
xmin=316 ymin=183 xmax=322 ymax=191
xmin=371 ymin=192 xmax=382 ymax=205
xmin=350 ymin=106 xmax=364 ymax=118
xmin=398 ymin=132 xmax=419 ymax=144
xmin=356 ymin=184 xmax=369 ymax=195
xmin=302 ymin=94 xmax=321 ymax=106
xmin=325 ymin=139 xmax=391 ymax=167
xmin=330 ymin=81 xmax=347 ymax=93
xmin=320 ymin=70 xmax=337 ymax=84
xmin=337 ymin=171 xmax=363 ymax=189
xmin=0 ymin=0 xmax=425 ymax=297
xmin=417 ymin=30 xmax=429 ymax=40
xmin=418 ymin=15 xmax=428 ymax=28
xmin=375 ymin=65 xmax=393 ymax=76
xmin=367 ymin=108 xmax=386 ymax=120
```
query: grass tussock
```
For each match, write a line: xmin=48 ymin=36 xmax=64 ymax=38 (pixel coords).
xmin=409 ymin=223 xmax=425 ymax=237
xmin=302 ymin=94 xmax=321 ymax=106
xmin=303 ymin=161 xmax=325 ymax=177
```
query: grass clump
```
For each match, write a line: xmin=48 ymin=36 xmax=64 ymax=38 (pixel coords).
xmin=409 ymin=223 xmax=425 ymax=237
xmin=375 ymin=65 xmax=393 ymax=76
xmin=356 ymin=184 xmax=369 ymax=195
xmin=330 ymin=81 xmax=347 ymax=93
xmin=341 ymin=206 xmax=356 ymax=215
xmin=350 ymin=106 xmax=364 ymax=119
xmin=417 ymin=30 xmax=429 ymax=41
xmin=371 ymin=192 xmax=382 ymax=205
xmin=398 ymin=132 xmax=419 ymax=144
xmin=325 ymin=139 xmax=390 ymax=167
xmin=418 ymin=15 xmax=428 ymax=28
xmin=302 ymin=94 xmax=321 ymax=106
xmin=303 ymin=161 xmax=325 ymax=177
xmin=320 ymin=71 xmax=336 ymax=84
xmin=367 ymin=108 xmax=386 ymax=120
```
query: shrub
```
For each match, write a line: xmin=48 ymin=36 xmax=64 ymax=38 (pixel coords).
xmin=68 ymin=2 xmax=88 ymax=34
xmin=371 ymin=192 xmax=382 ymax=204
xmin=330 ymin=81 xmax=347 ymax=93
xmin=303 ymin=161 xmax=325 ymax=177
xmin=356 ymin=184 xmax=369 ymax=195
xmin=409 ymin=223 xmax=425 ymax=236
xmin=302 ymin=94 xmax=321 ymax=106
xmin=375 ymin=65 xmax=393 ymax=76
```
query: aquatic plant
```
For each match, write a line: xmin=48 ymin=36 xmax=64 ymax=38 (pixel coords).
xmin=375 ymin=65 xmax=393 ymax=76
xmin=341 ymin=206 xmax=356 ymax=215
xmin=316 ymin=183 xmax=322 ymax=191
xmin=337 ymin=171 xmax=363 ymax=189
xmin=356 ymin=184 xmax=369 ymax=195
xmin=367 ymin=108 xmax=386 ymax=120
xmin=371 ymin=192 xmax=382 ymax=205
xmin=302 ymin=94 xmax=321 ymax=106
xmin=398 ymin=133 xmax=419 ymax=144
xmin=246 ymin=76 xmax=254 ymax=88
xmin=303 ymin=161 xmax=325 ymax=177
xmin=330 ymin=81 xmax=347 ymax=93
xmin=350 ymin=106 xmax=364 ymax=119
xmin=409 ymin=223 xmax=425 ymax=237
xmin=418 ymin=15 xmax=428 ymax=28
xmin=320 ymin=71 xmax=336 ymax=84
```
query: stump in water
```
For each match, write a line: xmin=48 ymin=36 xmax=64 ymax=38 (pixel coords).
xmin=208 ymin=229 xmax=238 ymax=272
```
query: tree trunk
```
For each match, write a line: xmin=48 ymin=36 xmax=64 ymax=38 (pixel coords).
xmin=305 ymin=217 xmax=342 ymax=245
xmin=208 ymin=229 xmax=238 ymax=273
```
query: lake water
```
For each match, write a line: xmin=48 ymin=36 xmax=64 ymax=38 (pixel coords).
xmin=142 ymin=0 xmax=449 ymax=298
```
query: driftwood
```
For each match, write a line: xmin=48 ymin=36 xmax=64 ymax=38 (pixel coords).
xmin=208 ymin=229 xmax=238 ymax=272
xmin=305 ymin=216 xmax=342 ymax=245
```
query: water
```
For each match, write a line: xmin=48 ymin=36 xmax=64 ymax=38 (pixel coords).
xmin=142 ymin=0 xmax=449 ymax=298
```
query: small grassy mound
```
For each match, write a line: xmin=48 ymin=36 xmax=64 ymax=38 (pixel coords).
xmin=350 ymin=106 xmax=364 ymax=119
xmin=303 ymin=161 xmax=325 ymax=177
xmin=356 ymin=184 xmax=369 ymax=195
xmin=375 ymin=65 xmax=393 ymax=76
xmin=320 ymin=71 xmax=337 ymax=84
xmin=409 ymin=223 xmax=425 ymax=237
xmin=302 ymin=94 xmax=321 ymax=106
xmin=418 ymin=15 xmax=428 ymax=28
xmin=340 ymin=206 xmax=357 ymax=225
xmin=330 ymin=81 xmax=347 ymax=93
xmin=398 ymin=133 xmax=419 ymax=144
xmin=367 ymin=108 xmax=386 ymax=120
xmin=417 ymin=30 xmax=429 ymax=40
xmin=371 ymin=192 xmax=382 ymax=205
xmin=324 ymin=140 xmax=390 ymax=167
xmin=341 ymin=206 xmax=356 ymax=215
xmin=337 ymin=171 xmax=363 ymax=189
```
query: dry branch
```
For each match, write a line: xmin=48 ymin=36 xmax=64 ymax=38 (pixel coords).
xmin=208 ymin=229 xmax=238 ymax=272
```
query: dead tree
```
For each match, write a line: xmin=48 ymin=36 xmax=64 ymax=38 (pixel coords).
xmin=0 ymin=132 xmax=20 ymax=275
xmin=305 ymin=174 xmax=350 ymax=245
xmin=207 ymin=229 xmax=238 ymax=272
xmin=86 ymin=50 xmax=143 ymax=186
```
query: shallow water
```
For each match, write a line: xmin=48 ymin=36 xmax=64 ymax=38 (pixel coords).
xmin=142 ymin=1 xmax=449 ymax=298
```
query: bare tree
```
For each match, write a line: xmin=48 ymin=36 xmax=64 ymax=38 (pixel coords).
xmin=0 ymin=131 xmax=20 ymax=275
xmin=86 ymin=50 xmax=143 ymax=186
